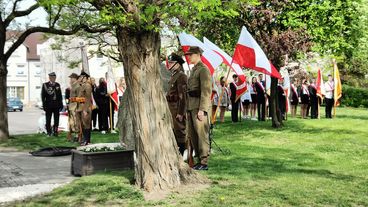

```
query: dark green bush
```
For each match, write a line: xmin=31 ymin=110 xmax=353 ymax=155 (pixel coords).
xmin=341 ymin=85 xmax=368 ymax=108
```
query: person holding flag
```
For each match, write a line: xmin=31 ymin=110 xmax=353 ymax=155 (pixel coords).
xmin=255 ymin=74 xmax=266 ymax=121
xmin=185 ymin=46 xmax=211 ymax=171
xmin=290 ymin=79 xmax=299 ymax=118
xmin=324 ymin=74 xmax=334 ymax=119
xmin=316 ymin=69 xmax=326 ymax=119
xmin=277 ymin=78 xmax=287 ymax=120
xmin=309 ymin=78 xmax=318 ymax=119
xmin=230 ymin=74 xmax=240 ymax=123
xmin=105 ymin=66 xmax=119 ymax=133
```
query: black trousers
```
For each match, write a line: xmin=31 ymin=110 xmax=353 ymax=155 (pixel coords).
xmin=310 ymin=97 xmax=318 ymax=119
xmin=231 ymin=100 xmax=239 ymax=122
xmin=92 ymin=108 xmax=98 ymax=128
xmin=98 ymin=104 xmax=108 ymax=131
xmin=45 ymin=108 xmax=60 ymax=135
xmin=257 ymin=98 xmax=266 ymax=121
xmin=325 ymin=98 xmax=334 ymax=118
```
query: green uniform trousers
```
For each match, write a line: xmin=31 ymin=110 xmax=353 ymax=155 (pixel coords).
xmin=187 ymin=109 xmax=210 ymax=165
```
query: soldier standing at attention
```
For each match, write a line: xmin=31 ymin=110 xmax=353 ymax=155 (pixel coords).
xmin=185 ymin=46 xmax=212 ymax=171
xmin=78 ymin=71 xmax=93 ymax=145
xmin=166 ymin=53 xmax=187 ymax=156
xmin=67 ymin=73 xmax=81 ymax=142
xmin=41 ymin=72 xmax=63 ymax=137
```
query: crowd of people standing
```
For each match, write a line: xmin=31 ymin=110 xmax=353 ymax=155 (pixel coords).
xmin=211 ymin=73 xmax=337 ymax=123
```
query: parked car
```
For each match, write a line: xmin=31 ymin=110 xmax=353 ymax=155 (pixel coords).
xmin=7 ymin=98 xmax=24 ymax=112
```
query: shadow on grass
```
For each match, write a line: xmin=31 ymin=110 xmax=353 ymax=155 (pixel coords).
xmin=209 ymin=144 xmax=359 ymax=182
xmin=334 ymin=114 xmax=368 ymax=121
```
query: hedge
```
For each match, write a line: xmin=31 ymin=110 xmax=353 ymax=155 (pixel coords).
xmin=341 ymin=85 xmax=368 ymax=108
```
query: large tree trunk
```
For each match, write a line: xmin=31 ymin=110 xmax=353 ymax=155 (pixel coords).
xmin=270 ymin=77 xmax=283 ymax=128
xmin=0 ymin=60 xmax=9 ymax=141
xmin=116 ymin=28 xmax=202 ymax=192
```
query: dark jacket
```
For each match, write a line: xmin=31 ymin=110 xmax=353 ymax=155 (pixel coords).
xmin=254 ymin=82 xmax=265 ymax=101
xmin=41 ymin=81 xmax=63 ymax=110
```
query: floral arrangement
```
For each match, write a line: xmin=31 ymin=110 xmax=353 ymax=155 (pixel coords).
xmin=78 ymin=143 xmax=126 ymax=153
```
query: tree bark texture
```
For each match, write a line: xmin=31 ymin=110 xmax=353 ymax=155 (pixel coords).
xmin=271 ymin=77 xmax=283 ymax=128
xmin=116 ymin=28 xmax=202 ymax=192
xmin=0 ymin=60 xmax=9 ymax=141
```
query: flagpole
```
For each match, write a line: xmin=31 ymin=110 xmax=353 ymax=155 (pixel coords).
xmin=109 ymin=96 xmax=113 ymax=132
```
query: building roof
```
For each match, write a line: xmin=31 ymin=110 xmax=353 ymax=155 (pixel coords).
xmin=6 ymin=31 xmax=48 ymax=61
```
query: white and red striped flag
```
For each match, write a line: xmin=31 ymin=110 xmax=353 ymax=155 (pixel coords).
xmin=178 ymin=32 xmax=223 ymax=75
xmin=106 ymin=58 xmax=118 ymax=111
xmin=232 ymin=26 xmax=281 ymax=79
xmin=203 ymin=37 xmax=247 ymax=101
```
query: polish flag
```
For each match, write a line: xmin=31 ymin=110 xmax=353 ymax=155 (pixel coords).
xmin=106 ymin=58 xmax=119 ymax=111
xmin=203 ymin=37 xmax=247 ymax=100
xmin=203 ymin=37 xmax=246 ymax=82
xmin=316 ymin=68 xmax=326 ymax=99
xmin=178 ymin=32 xmax=223 ymax=75
xmin=232 ymin=26 xmax=281 ymax=79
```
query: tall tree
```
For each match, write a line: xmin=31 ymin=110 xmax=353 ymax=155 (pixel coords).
xmin=0 ymin=0 xmax=107 ymax=141
xmin=49 ymin=0 xmax=246 ymax=191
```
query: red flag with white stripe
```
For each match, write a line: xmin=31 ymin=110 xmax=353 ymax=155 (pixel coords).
xmin=316 ymin=68 xmax=326 ymax=99
xmin=203 ymin=37 xmax=246 ymax=82
xmin=232 ymin=26 xmax=281 ymax=79
xmin=178 ymin=32 xmax=223 ymax=75
xmin=106 ymin=58 xmax=118 ymax=111
xmin=202 ymin=37 xmax=247 ymax=100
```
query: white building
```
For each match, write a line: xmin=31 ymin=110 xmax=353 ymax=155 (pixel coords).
xmin=6 ymin=32 xmax=46 ymax=106
xmin=6 ymin=32 xmax=124 ymax=106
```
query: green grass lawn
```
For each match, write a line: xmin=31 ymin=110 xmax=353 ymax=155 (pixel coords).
xmin=5 ymin=107 xmax=368 ymax=206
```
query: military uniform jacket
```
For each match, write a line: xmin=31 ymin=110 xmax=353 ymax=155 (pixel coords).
xmin=77 ymin=82 xmax=92 ymax=112
xmin=41 ymin=81 xmax=63 ymax=109
xmin=68 ymin=81 xmax=81 ymax=111
xmin=187 ymin=61 xmax=212 ymax=112
xmin=167 ymin=71 xmax=188 ymax=115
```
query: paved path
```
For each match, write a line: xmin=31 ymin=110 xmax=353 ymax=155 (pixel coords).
xmin=8 ymin=107 xmax=43 ymax=135
xmin=0 ymin=152 xmax=75 ymax=204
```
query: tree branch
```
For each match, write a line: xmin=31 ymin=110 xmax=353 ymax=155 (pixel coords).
xmin=4 ymin=2 xmax=40 ymax=27
xmin=4 ymin=25 xmax=110 ymax=60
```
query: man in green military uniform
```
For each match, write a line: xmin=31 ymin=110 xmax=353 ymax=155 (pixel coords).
xmin=77 ymin=71 xmax=93 ymax=145
xmin=166 ymin=53 xmax=188 ymax=156
xmin=185 ymin=46 xmax=212 ymax=170
xmin=67 ymin=73 xmax=81 ymax=142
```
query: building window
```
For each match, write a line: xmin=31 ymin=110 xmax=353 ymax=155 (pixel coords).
xmin=35 ymin=64 xmax=42 ymax=75
xmin=17 ymin=64 xmax=25 ymax=75
xmin=7 ymin=86 xmax=24 ymax=100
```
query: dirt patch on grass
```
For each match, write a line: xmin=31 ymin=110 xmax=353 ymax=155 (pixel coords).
xmin=144 ymin=183 xmax=210 ymax=201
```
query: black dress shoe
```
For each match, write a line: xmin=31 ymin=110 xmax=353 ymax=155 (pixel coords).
xmin=192 ymin=163 xmax=201 ymax=170
xmin=194 ymin=164 xmax=208 ymax=170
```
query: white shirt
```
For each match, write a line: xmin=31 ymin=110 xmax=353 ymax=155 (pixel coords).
xmin=241 ymin=83 xmax=252 ymax=102
xmin=324 ymin=81 xmax=334 ymax=99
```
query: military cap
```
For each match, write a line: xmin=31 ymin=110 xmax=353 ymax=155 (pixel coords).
xmin=80 ymin=71 xmax=90 ymax=78
xmin=68 ymin=73 xmax=79 ymax=79
xmin=168 ymin=53 xmax=185 ymax=65
xmin=184 ymin=46 xmax=203 ymax=55
xmin=48 ymin=72 xmax=56 ymax=76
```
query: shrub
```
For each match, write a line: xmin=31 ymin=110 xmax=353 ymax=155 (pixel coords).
xmin=341 ymin=85 xmax=368 ymax=108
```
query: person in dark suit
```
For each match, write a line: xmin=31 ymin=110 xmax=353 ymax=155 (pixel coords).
xmin=290 ymin=79 xmax=299 ymax=117
xmin=278 ymin=78 xmax=287 ymax=120
xmin=309 ymin=79 xmax=318 ymax=119
xmin=41 ymin=72 xmax=63 ymax=137
xmin=90 ymin=77 xmax=99 ymax=131
xmin=255 ymin=74 xmax=266 ymax=121
xmin=96 ymin=78 xmax=109 ymax=134
xmin=230 ymin=74 xmax=239 ymax=122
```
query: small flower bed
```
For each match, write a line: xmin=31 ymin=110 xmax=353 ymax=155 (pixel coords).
xmin=78 ymin=143 xmax=126 ymax=153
